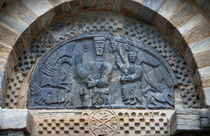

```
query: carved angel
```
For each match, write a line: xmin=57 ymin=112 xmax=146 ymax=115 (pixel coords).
xmin=28 ymin=56 xmax=73 ymax=107
xmin=111 ymin=41 xmax=176 ymax=108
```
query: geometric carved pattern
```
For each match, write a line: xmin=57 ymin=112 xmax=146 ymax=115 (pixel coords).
xmin=32 ymin=110 xmax=173 ymax=136
xmin=15 ymin=49 xmax=36 ymax=75
xmin=47 ymin=17 xmax=76 ymax=42
xmin=29 ymin=30 xmax=55 ymax=56
xmin=117 ymin=111 xmax=169 ymax=135
xmin=169 ymin=57 xmax=200 ymax=108
xmin=5 ymin=72 xmax=24 ymax=108
xmin=74 ymin=12 xmax=123 ymax=33
xmin=123 ymin=16 xmax=177 ymax=62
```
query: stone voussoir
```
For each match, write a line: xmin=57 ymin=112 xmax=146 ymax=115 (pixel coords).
xmin=0 ymin=108 xmax=28 ymax=129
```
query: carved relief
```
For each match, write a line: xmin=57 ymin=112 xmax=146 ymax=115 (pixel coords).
xmin=27 ymin=32 xmax=177 ymax=109
xmin=32 ymin=109 xmax=173 ymax=136
xmin=89 ymin=110 xmax=118 ymax=136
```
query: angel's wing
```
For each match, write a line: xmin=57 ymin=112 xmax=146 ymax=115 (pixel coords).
xmin=30 ymin=82 xmax=42 ymax=96
xmin=138 ymin=51 xmax=175 ymax=93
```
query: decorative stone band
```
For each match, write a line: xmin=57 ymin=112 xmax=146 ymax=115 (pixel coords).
xmin=0 ymin=109 xmax=209 ymax=136
xmin=30 ymin=109 xmax=174 ymax=136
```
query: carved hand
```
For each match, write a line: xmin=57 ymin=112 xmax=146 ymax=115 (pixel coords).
xmin=120 ymin=75 xmax=130 ymax=83
xmin=86 ymin=75 xmax=96 ymax=88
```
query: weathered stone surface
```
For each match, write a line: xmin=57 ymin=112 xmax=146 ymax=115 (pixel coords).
xmin=0 ymin=10 xmax=28 ymax=33
xmin=68 ymin=0 xmax=80 ymax=14
xmin=13 ymin=38 xmax=25 ymax=58
xmin=39 ymin=9 xmax=55 ymax=28
xmin=21 ymin=0 xmax=52 ymax=16
xmin=171 ymin=29 xmax=188 ymax=56
xmin=81 ymin=0 xmax=97 ymax=9
xmin=194 ymin=50 xmax=210 ymax=68
xmin=200 ymin=109 xmax=210 ymax=128
xmin=169 ymin=1 xmax=198 ymax=27
xmin=48 ymin=0 xmax=63 ymax=7
xmin=0 ymin=109 xmax=28 ymax=129
xmin=201 ymin=77 xmax=210 ymax=88
xmin=178 ymin=14 xmax=206 ymax=35
xmin=27 ymin=32 xmax=176 ymax=109
xmin=7 ymin=0 xmax=37 ymax=25
xmin=29 ymin=109 xmax=174 ymax=136
xmin=0 ymin=24 xmax=19 ymax=46
xmin=143 ymin=0 xmax=166 ymax=11
xmin=190 ymin=38 xmax=210 ymax=54
xmin=198 ymin=66 xmax=210 ymax=79
xmin=203 ymin=0 xmax=210 ymax=18
xmin=123 ymin=0 xmax=140 ymax=14
xmin=171 ymin=109 xmax=201 ymax=136
xmin=0 ymin=130 xmax=26 ymax=136
xmin=184 ymin=22 xmax=210 ymax=45
xmin=158 ymin=0 xmax=184 ymax=19
xmin=203 ymin=87 xmax=210 ymax=106
xmin=112 ymin=0 xmax=122 ymax=11
xmin=139 ymin=5 xmax=156 ymax=22
xmin=156 ymin=14 xmax=175 ymax=39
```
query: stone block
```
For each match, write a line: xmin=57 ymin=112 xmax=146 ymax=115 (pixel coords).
xmin=0 ymin=130 xmax=26 ymax=136
xmin=112 ymin=0 xmax=122 ymax=11
xmin=201 ymin=77 xmax=210 ymax=87
xmin=200 ymin=109 xmax=210 ymax=129
xmin=158 ymin=0 xmax=183 ymax=19
xmin=190 ymin=38 xmax=210 ymax=54
xmin=155 ymin=14 xmax=175 ymax=38
xmin=0 ymin=10 xmax=28 ymax=33
xmin=143 ymin=0 xmax=166 ymax=11
xmin=203 ymin=0 xmax=210 ymax=18
xmin=7 ymin=0 xmax=37 ymax=25
xmin=184 ymin=22 xmax=210 ymax=45
xmin=0 ymin=24 xmax=19 ymax=46
xmin=170 ymin=109 xmax=201 ymax=136
xmin=69 ymin=0 xmax=81 ymax=14
xmin=203 ymin=87 xmax=210 ymax=106
xmin=0 ymin=44 xmax=11 ymax=62
xmin=198 ymin=66 xmax=210 ymax=79
xmin=54 ymin=3 xmax=63 ymax=15
xmin=96 ymin=0 xmax=106 ymax=9
xmin=178 ymin=14 xmax=206 ymax=35
xmin=196 ymin=0 xmax=206 ymax=7
xmin=0 ymin=69 xmax=8 ymax=100
xmin=194 ymin=50 xmax=210 ymax=68
xmin=39 ymin=9 xmax=55 ymax=28
xmin=81 ymin=0 xmax=97 ymax=10
xmin=7 ymin=50 xmax=18 ymax=70
xmin=49 ymin=0 xmax=63 ymax=7
xmin=171 ymin=29 xmax=188 ymax=56
xmin=29 ymin=109 xmax=174 ymax=136
xmin=169 ymin=1 xmax=198 ymax=27
xmin=13 ymin=38 xmax=25 ymax=58
xmin=0 ymin=109 xmax=28 ymax=129
xmin=29 ymin=21 xmax=41 ymax=36
xmin=139 ymin=5 xmax=156 ymax=22
xmin=21 ymin=0 xmax=52 ymax=16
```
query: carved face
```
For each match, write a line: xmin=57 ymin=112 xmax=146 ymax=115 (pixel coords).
xmin=128 ymin=52 xmax=137 ymax=63
xmin=94 ymin=41 xmax=105 ymax=56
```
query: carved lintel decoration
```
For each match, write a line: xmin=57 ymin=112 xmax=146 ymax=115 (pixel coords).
xmin=27 ymin=32 xmax=177 ymax=109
